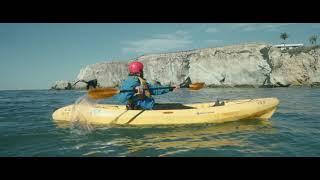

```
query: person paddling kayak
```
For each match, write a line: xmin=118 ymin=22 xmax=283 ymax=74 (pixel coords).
xmin=117 ymin=61 xmax=179 ymax=110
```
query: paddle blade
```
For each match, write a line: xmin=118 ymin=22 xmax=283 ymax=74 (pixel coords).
xmin=188 ymin=82 xmax=205 ymax=90
xmin=87 ymin=87 xmax=120 ymax=99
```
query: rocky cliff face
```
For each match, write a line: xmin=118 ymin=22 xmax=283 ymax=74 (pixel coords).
xmin=76 ymin=61 xmax=128 ymax=88
xmin=188 ymin=44 xmax=271 ymax=87
xmin=268 ymin=46 xmax=320 ymax=86
xmin=51 ymin=43 xmax=320 ymax=89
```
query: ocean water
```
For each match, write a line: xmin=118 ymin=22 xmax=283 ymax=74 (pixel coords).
xmin=0 ymin=87 xmax=319 ymax=157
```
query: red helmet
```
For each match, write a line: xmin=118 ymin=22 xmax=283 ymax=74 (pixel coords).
xmin=128 ymin=61 xmax=144 ymax=73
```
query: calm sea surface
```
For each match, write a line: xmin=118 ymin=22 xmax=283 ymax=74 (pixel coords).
xmin=0 ymin=87 xmax=319 ymax=157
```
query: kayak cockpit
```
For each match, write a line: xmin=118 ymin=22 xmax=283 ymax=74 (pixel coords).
xmin=153 ymin=103 xmax=195 ymax=110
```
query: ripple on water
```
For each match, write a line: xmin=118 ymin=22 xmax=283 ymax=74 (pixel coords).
xmin=1 ymin=89 xmax=320 ymax=156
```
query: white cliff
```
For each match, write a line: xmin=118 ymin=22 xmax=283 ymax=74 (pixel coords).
xmin=51 ymin=43 xmax=320 ymax=89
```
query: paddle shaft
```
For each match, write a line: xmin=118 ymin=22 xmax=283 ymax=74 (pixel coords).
xmin=119 ymin=86 xmax=175 ymax=93
xmin=87 ymin=82 xmax=203 ymax=99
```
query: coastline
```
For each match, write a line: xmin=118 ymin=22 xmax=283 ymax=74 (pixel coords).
xmin=50 ymin=43 xmax=320 ymax=90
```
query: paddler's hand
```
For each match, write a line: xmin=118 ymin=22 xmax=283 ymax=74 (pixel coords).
xmin=172 ymin=85 xmax=180 ymax=91
xmin=135 ymin=85 xmax=144 ymax=94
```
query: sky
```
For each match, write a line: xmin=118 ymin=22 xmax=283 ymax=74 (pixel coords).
xmin=0 ymin=23 xmax=320 ymax=90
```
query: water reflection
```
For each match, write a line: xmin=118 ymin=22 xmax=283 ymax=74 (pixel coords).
xmin=107 ymin=119 xmax=276 ymax=156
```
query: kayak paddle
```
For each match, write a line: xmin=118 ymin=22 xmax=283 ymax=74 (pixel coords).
xmin=87 ymin=82 xmax=205 ymax=100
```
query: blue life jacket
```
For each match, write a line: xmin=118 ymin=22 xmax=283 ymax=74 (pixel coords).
xmin=117 ymin=75 xmax=171 ymax=110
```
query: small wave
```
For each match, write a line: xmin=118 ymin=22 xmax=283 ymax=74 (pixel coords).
xmin=83 ymin=149 xmax=115 ymax=156
xmin=159 ymin=149 xmax=191 ymax=157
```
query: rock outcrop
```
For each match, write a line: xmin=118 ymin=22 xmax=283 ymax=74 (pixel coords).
xmin=51 ymin=43 xmax=320 ymax=90
xmin=51 ymin=80 xmax=73 ymax=90
xmin=188 ymin=44 xmax=271 ymax=87
xmin=76 ymin=61 xmax=128 ymax=88
xmin=269 ymin=46 xmax=320 ymax=86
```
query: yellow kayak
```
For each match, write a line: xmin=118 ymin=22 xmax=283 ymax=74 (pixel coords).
xmin=52 ymin=97 xmax=279 ymax=126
